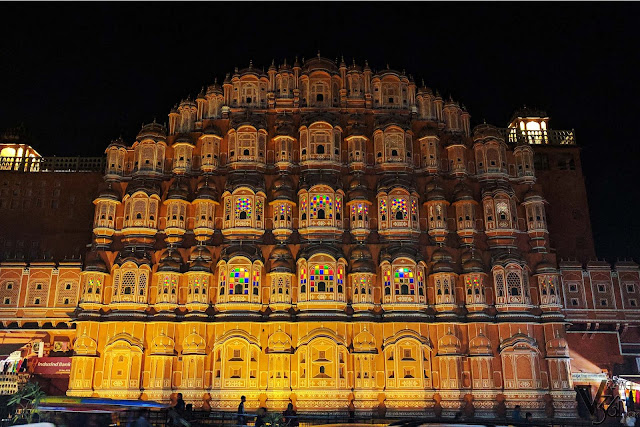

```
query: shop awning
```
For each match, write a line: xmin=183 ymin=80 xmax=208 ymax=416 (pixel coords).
xmin=0 ymin=343 xmax=26 ymax=357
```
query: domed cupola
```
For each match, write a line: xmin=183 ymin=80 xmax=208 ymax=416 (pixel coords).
xmin=424 ymin=179 xmax=450 ymax=244
xmin=164 ymin=178 xmax=190 ymax=246
xmin=430 ymin=247 xmax=458 ymax=311
xmin=350 ymin=245 xmax=375 ymax=274
xmin=376 ymin=174 xmax=421 ymax=241
xmin=191 ymin=178 xmax=219 ymax=244
xmin=137 ymin=121 xmax=167 ymax=141
xmin=188 ymin=246 xmax=212 ymax=273
xmin=92 ymin=183 xmax=121 ymax=248
xmin=297 ymin=171 xmax=345 ymax=241
xmin=270 ymin=173 xmax=296 ymax=242
xmin=114 ymin=247 xmax=152 ymax=267
xmin=84 ymin=251 xmax=108 ymax=274
xmin=221 ymin=172 xmax=267 ymax=241
xmin=460 ymin=248 xmax=488 ymax=310
xmin=157 ymin=249 xmax=183 ymax=273
xmin=451 ymin=180 xmax=478 ymax=246
xmin=431 ymin=247 xmax=454 ymax=274
xmin=267 ymin=244 xmax=295 ymax=312
xmin=347 ymin=174 xmax=372 ymax=242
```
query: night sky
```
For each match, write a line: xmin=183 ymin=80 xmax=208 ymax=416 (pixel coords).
xmin=1 ymin=3 xmax=638 ymax=261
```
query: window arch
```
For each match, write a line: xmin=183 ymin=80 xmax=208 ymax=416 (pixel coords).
xmin=309 ymin=80 xmax=330 ymax=107
xmin=217 ymin=258 xmax=262 ymax=305
xmin=493 ymin=264 xmax=531 ymax=306
xmin=221 ymin=188 xmax=266 ymax=239
xmin=377 ymin=189 xmax=420 ymax=235
xmin=111 ymin=263 xmax=150 ymax=304
xmin=299 ymin=122 xmax=341 ymax=164
xmin=298 ymin=185 xmax=345 ymax=239
xmin=374 ymin=127 xmax=411 ymax=165
xmin=381 ymin=259 xmax=426 ymax=305
xmin=227 ymin=127 xmax=266 ymax=165
xmin=296 ymin=255 xmax=346 ymax=303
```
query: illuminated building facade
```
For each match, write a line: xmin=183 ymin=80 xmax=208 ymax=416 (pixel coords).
xmin=1 ymin=55 xmax=637 ymax=418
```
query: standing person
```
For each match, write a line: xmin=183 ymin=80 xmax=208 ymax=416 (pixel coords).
xmin=237 ymin=396 xmax=247 ymax=427
xmin=283 ymin=403 xmax=298 ymax=427
xmin=512 ymin=405 xmax=522 ymax=421
xmin=175 ymin=393 xmax=186 ymax=415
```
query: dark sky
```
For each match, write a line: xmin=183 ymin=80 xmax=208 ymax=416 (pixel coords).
xmin=1 ymin=3 xmax=638 ymax=261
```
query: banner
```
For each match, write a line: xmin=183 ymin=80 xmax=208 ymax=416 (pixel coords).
xmin=32 ymin=357 xmax=71 ymax=377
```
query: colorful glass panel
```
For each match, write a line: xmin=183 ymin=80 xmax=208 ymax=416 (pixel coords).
xmin=394 ymin=267 xmax=414 ymax=294
xmin=310 ymin=195 xmax=332 ymax=219
xmin=229 ymin=267 xmax=250 ymax=294
xmin=391 ymin=198 xmax=407 ymax=217
xmin=310 ymin=264 xmax=334 ymax=292
xmin=235 ymin=197 xmax=252 ymax=218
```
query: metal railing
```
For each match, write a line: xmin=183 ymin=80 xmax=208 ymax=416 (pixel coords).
xmin=498 ymin=128 xmax=576 ymax=145
xmin=0 ymin=156 xmax=106 ymax=172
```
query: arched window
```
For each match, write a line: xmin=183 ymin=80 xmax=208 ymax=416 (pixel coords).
xmin=310 ymin=81 xmax=330 ymax=106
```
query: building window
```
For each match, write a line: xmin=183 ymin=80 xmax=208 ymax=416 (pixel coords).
xmin=569 ymin=284 xmax=578 ymax=292
xmin=597 ymin=284 xmax=606 ymax=293
xmin=626 ymin=284 xmax=636 ymax=293
xmin=600 ymin=299 xmax=608 ymax=307
xmin=629 ymin=299 xmax=637 ymax=307
xmin=34 ymin=298 xmax=40 ymax=305
xmin=3 ymin=298 xmax=10 ymax=305
xmin=65 ymin=283 xmax=72 ymax=290
xmin=6 ymin=283 xmax=12 ymax=290
xmin=571 ymin=298 xmax=579 ymax=306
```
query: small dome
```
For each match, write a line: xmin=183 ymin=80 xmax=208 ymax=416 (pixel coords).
xmin=107 ymin=137 xmax=126 ymax=149
xmin=453 ymin=180 xmax=473 ymax=202
xmin=431 ymin=247 xmax=454 ymax=273
xmin=195 ymin=178 xmax=218 ymax=202
xmin=469 ymin=331 xmax=492 ymax=355
xmin=438 ymin=331 xmax=462 ymax=355
xmin=271 ymin=174 xmax=295 ymax=201
xmin=472 ymin=123 xmax=503 ymax=142
xmin=302 ymin=54 xmax=338 ymax=73
xmin=347 ymin=174 xmax=369 ymax=200
xmin=167 ymin=179 xmax=189 ymax=201
xmin=524 ymin=186 xmax=544 ymax=201
xmin=158 ymin=250 xmax=183 ymax=272
xmin=298 ymin=171 xmax=342 ymax=192
xmin=84 ymin=252 xmax=108 ymax=273
xmin=189 ymin=246 xmax=212 ymax=272
xmin=225 ymin=172 xmax=265 ymax=194
xmin=269 ymin=244 xmax=294 ymax=273
xmin=203 ymin=125 xmax=223 ymax=137
xmin=137 ymin=121 xmax=167 ymax=140
xmin=535 ymin=258 xmax=557 ymax=274
xmin=114 ymin=247 xmax=152 ymax=267
xmin=376 ymin=174 xmax=416 ymax=193
xmin=126 ymin=178 xmax=161 ymax=196
xmin=416 ymin=126 xmax=439 ymax=139
xmin=350 ymin=245 xmax=375 ymax=273
xmin=97 ymin=183 xmax=120 ymax=201
xmin=425 ymin=179 xmax=447 ymax=202
xmin=462 ymin=248 xmax=485 ymax=274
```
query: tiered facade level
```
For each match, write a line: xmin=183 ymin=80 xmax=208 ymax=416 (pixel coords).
xmin=7 ymin=55 xmax=637 ymax=418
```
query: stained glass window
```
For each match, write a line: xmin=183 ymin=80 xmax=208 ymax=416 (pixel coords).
xmin=394 ymin=267 xmax=414 ymax=295
xmin=256 ymin=199 xmax=263 ymax=221
xmin=391 ymin=198 xmax=407 ymax=220
xmin=300 ymin=266 xmax=307 ymax=290
xmin=310 ymin=264 xmax=334 ymax=292
xmin=252 ymin=269 xmax=260 ymax=295
xmin=417 ymin=269 xmax=425 ymax=296
xmin=384 ymin=269 xmax=391 ymax=294
xmin=335 ymin=196 xmax=342 ymax=220
xmin=300 ymin=196 xmax=307 ymax=220
xmin=235 ymin=197 xmax=252 ymax=219
xmin=219 ymin=267 xmax=226 ymax=295
xmin=379 ymin=199 xmax=387 ymax=221
xmin=337 ymin=266 xmax=344 ymax=292
xmin=411 ymin=199 xmax=418 ymax=221
xmin=310 ymin=195 xmax=332 ymax=219
xmin=229 ymin=267 xmax=250 ymax=295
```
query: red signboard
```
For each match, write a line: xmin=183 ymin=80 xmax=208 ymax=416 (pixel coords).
xmin=31 ymin=357 xmax=71 ymax=377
